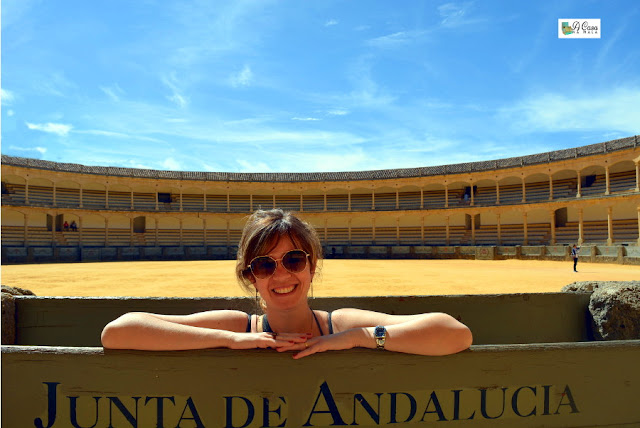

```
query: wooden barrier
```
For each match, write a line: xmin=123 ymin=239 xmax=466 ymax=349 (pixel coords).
xmin=3 ymin=294 xmax=640 ymax=427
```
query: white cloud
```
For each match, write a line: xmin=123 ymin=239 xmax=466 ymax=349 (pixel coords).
xmin=327 ymin=109 xmax=349 ymax=116
xmin=7 ymin=109 xmax=15 ymax=117
xmin=292 ymin=117 xmax=320 ymax=121
xmin=367 ymin=31 xmax=427 ymax=48
xmin=438 ymin=2 xmax=476 ymax=28
xmin=100 ymin=84 xmax=124 ymax=102
xmin=161 ymin=157 xmax=181 ymax=170
xmin=230 ymin=65 xmax=254 ymax=87
xmin=8 ymin=145 xmax=47 ymax=155
xmin=162 ymin=74 xmax=188 ymax=108
xmin=1 ymin=88 xmax=16 ymax=105
xmin=26 ymin=122 xmax=73 ymax=136
xmin=499 ymin=87 xmax=640 ymax=134
xmin=324 ymin=19 xmax=338 ymax=27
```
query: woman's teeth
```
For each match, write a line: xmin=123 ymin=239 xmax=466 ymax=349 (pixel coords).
xmin=273 ymin=285 xmax=296 ymax=294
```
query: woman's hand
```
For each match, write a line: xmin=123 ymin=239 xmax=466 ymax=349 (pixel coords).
xmin=227 ymin=332 xmax=311 ymax=350
xmin=277 ymin=329 xmax=366 ymax=359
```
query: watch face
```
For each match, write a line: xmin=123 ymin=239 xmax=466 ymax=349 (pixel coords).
xmin=374 ymin=326 xmax=385 ymax=338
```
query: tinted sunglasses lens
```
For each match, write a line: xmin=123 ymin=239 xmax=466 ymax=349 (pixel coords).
xmin=251 ymin=257 xmax=276 ymax=278
xmin=283 ymin=251 xmax=307 ymax=273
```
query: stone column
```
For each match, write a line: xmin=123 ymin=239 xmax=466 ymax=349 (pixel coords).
xmin=228 ymin=192 xmax=232 ymax=212
xmin=23 ymin=213 xmax=29 ymax=247
xmin=130 ymin=217 xmax=134 ymax=246
xmin=605 ymin=166 xmax=610 ymax=195
xmin=635 ymin=162 xmax=640 ymax=192
xmin=548 ymin=175 xmax=553 ymax=200
xmin=348 ymin=190 xmax=351 ymax=211
xmin=324 ymin=219 xmax=328 ymax=245
xmin=496 ymin=181 xmax=500 ymax=205
xmin=25 ymin=181 xmax=29 ymax=204
xmin=249 ymin=194 xmax=253 ymax=212
xmin=445 ymin=216 xmax=450 ymax=246
xmin=578 ymin=208 xmax=584 ymax=245
xmin=300 ymin=194 xmax=304 ymax=212
xmin=155 ymin=185 xmax=159 ymax=211
xmin=607 ymin=206 xmax=613 ymax=246
xmin=105 ymin=187 xmax=110 ymax=209
xmin=203 ymin=192 xmax=208 ymax=212
xmin=78 ymin=216 xmax=83 ymax=248
xmin=372 ymin=190 xmax=376 ymax=210
xmin=576 ymin=171 xmax=582 ymax=198
xmin=470 ymin=182 xmax=475 ymax=206
xmin=420 ymin=189 xmax=424 ymax=209
xmin=272 ymin=194 xmax=276 ymax=209
xmin=444 ymin=185 xmax=449 ymax=208
xmin=105 ymin=217 xmax=110 ymax=246
xmin=323 ymin=193 xmax=327 ymax=212
xmin=395 ymin=189 xmax=399 ymax=210
xmin=521 ymin=179 xmax=526 ymax=203
xmin=226 ymin=220 xmax=230 ymax=247
xmin=79 ymin=185 xmax=84 ymax=208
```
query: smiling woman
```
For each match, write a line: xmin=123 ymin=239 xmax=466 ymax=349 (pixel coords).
xmin=100 ymin=209 xmax=473 ymax=358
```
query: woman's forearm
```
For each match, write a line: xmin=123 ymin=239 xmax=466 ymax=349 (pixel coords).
xmin=350 ymin=313 xmax=472 ymax=356
xmin=101 ymin=312 xmax=236 ymax=350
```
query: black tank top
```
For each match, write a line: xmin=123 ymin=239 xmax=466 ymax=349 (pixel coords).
xmin=246 ymin=311 xmax=334 ymax=335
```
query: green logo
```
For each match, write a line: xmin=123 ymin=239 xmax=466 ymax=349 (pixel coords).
xmin=562 ymin=22 xmax=574 ymax=35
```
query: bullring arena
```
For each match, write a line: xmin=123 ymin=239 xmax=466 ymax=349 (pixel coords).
xmin=3 ymin=137 xmax=640 ymax=427
xmin=2 ymin=135 xmax=640 ymax=297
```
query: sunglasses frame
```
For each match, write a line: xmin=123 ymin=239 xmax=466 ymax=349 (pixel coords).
xmin=247 ymin=249 xmax=310 ymax=279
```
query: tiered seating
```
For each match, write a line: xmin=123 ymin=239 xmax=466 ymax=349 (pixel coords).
xmin=350 ymin=227 xmax=373 ymax=245
xmin=474 ymin=225 xmax=498 ymax=245
xmin=447 ymin=226 xmax=468 ymax=245
xmin=56 ymin=187 xmax=81 ymax=207
xmin=555 ymin=222 xmax=579 ymax=244
xmin=473 ymin=187 xmax=497 ymax=206
xmin=582 ymin=220 xmax=609 ymax=244
xmin=229 ymin=195 xmax=251 ymax=212
xmin=28 ymin=185 xmax=54 ymax=206
xmin=423 ymin=190 xmax=446 ymax=208
xmin=580 ymin=175 xmax=607 ymax=197
xmin=133 ymin=193 xmax=156 ymax=210
xmin=206 ymin=229 xmax=228 ymax=245
xmin=107 ymin=191 xmax=132 ymax=210
xmin=56 ymin=230 xmax=81 ymax=246
xmin=275 ymin=195 xmax=300 ymax=211
xmin=182 ymin=229 xmax=205 ymax=246
xmin=252 ymin=195 xmax=274 ymax=211
xmin=350 ymin=193 xmax=372 ymax=211
xmin=80 ymin=228 xmax=106 ymax=246
xmin=398 ymin=192 xmax=421 ymax=210
xmin=156 ymin=229 xmax=180 ymax=246
xmin=182 ymin=194 xmax=205 ymax=211
xmin=205 ymin=194 xmax=227 ymax=212
xmin=326 ymin=228 xmax=349 ymax=245
xmin=1 ymin=226 xmax=25 ymax=246
xmin=302 ymin=195 xmax=324 ymax=211
xmin=613 ymin=219 xmax=639 ymax=243
xmin=2 ymin=183 xmax=26 ymax=204
xmin=447 ymin=190 xmax=465 ymax=207
xmin=527 ymin=223 xmax=551 ymax=245
xmin=498 ymin=184 xmax=523 ymax=204
xmin=499 ymin=224 xmax=525 ymax=245
xmin=326 ymin=194 xmax=348 ymax=211
xmin=550 ymin=179 xmax=576 ymax=199
xmin=83 ymin=189 xmax=107 ymax=209
xmin=609 ymin=171 xmax=636 ymax=193
xmin=373 ymin=227 xmax=396 ymax=244
xmin=399 ymin=226 xmax=422 ymax=244
xmin=524 ymin=182 xmax=549 ymax=202
xmin=374 ymin=193 xmax=396 ymax=211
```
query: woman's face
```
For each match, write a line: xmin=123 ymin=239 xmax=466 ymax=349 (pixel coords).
xmin=251 ymin=236 xmax=314 ymax=311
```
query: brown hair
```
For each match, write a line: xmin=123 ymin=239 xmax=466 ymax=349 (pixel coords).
xmin=235 ymin=209 xmax=323 ymax=293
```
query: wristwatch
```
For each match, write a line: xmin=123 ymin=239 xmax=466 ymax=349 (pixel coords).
xmin=374 ymin=326 xmax=387 ymax=350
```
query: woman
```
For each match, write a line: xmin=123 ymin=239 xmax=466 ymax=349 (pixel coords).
xmin=101 ymin=209 xmax=472 ymax=358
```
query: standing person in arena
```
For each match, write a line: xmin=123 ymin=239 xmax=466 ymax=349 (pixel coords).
xmin=571 ymin=244 xmax=581 ymax=272
xmin=101 ymin=209 xmax=472 ymax=358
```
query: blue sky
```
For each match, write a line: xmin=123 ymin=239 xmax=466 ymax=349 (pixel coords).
xmin=2 ymin=1 xmax=639 ymax=173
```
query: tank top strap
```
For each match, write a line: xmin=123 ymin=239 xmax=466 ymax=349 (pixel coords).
xmin=327 ymin=311 xmax=334 ymax=335
xmin=246 ymin=313 xmax=252 ymax=333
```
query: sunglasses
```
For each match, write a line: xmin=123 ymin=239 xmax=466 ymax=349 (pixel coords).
xmin=247 ymin=249 xmax=310 ymax=279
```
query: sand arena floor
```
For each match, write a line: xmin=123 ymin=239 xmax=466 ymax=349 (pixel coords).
xmin=2 ymin=259 xmax=639 ymax=298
